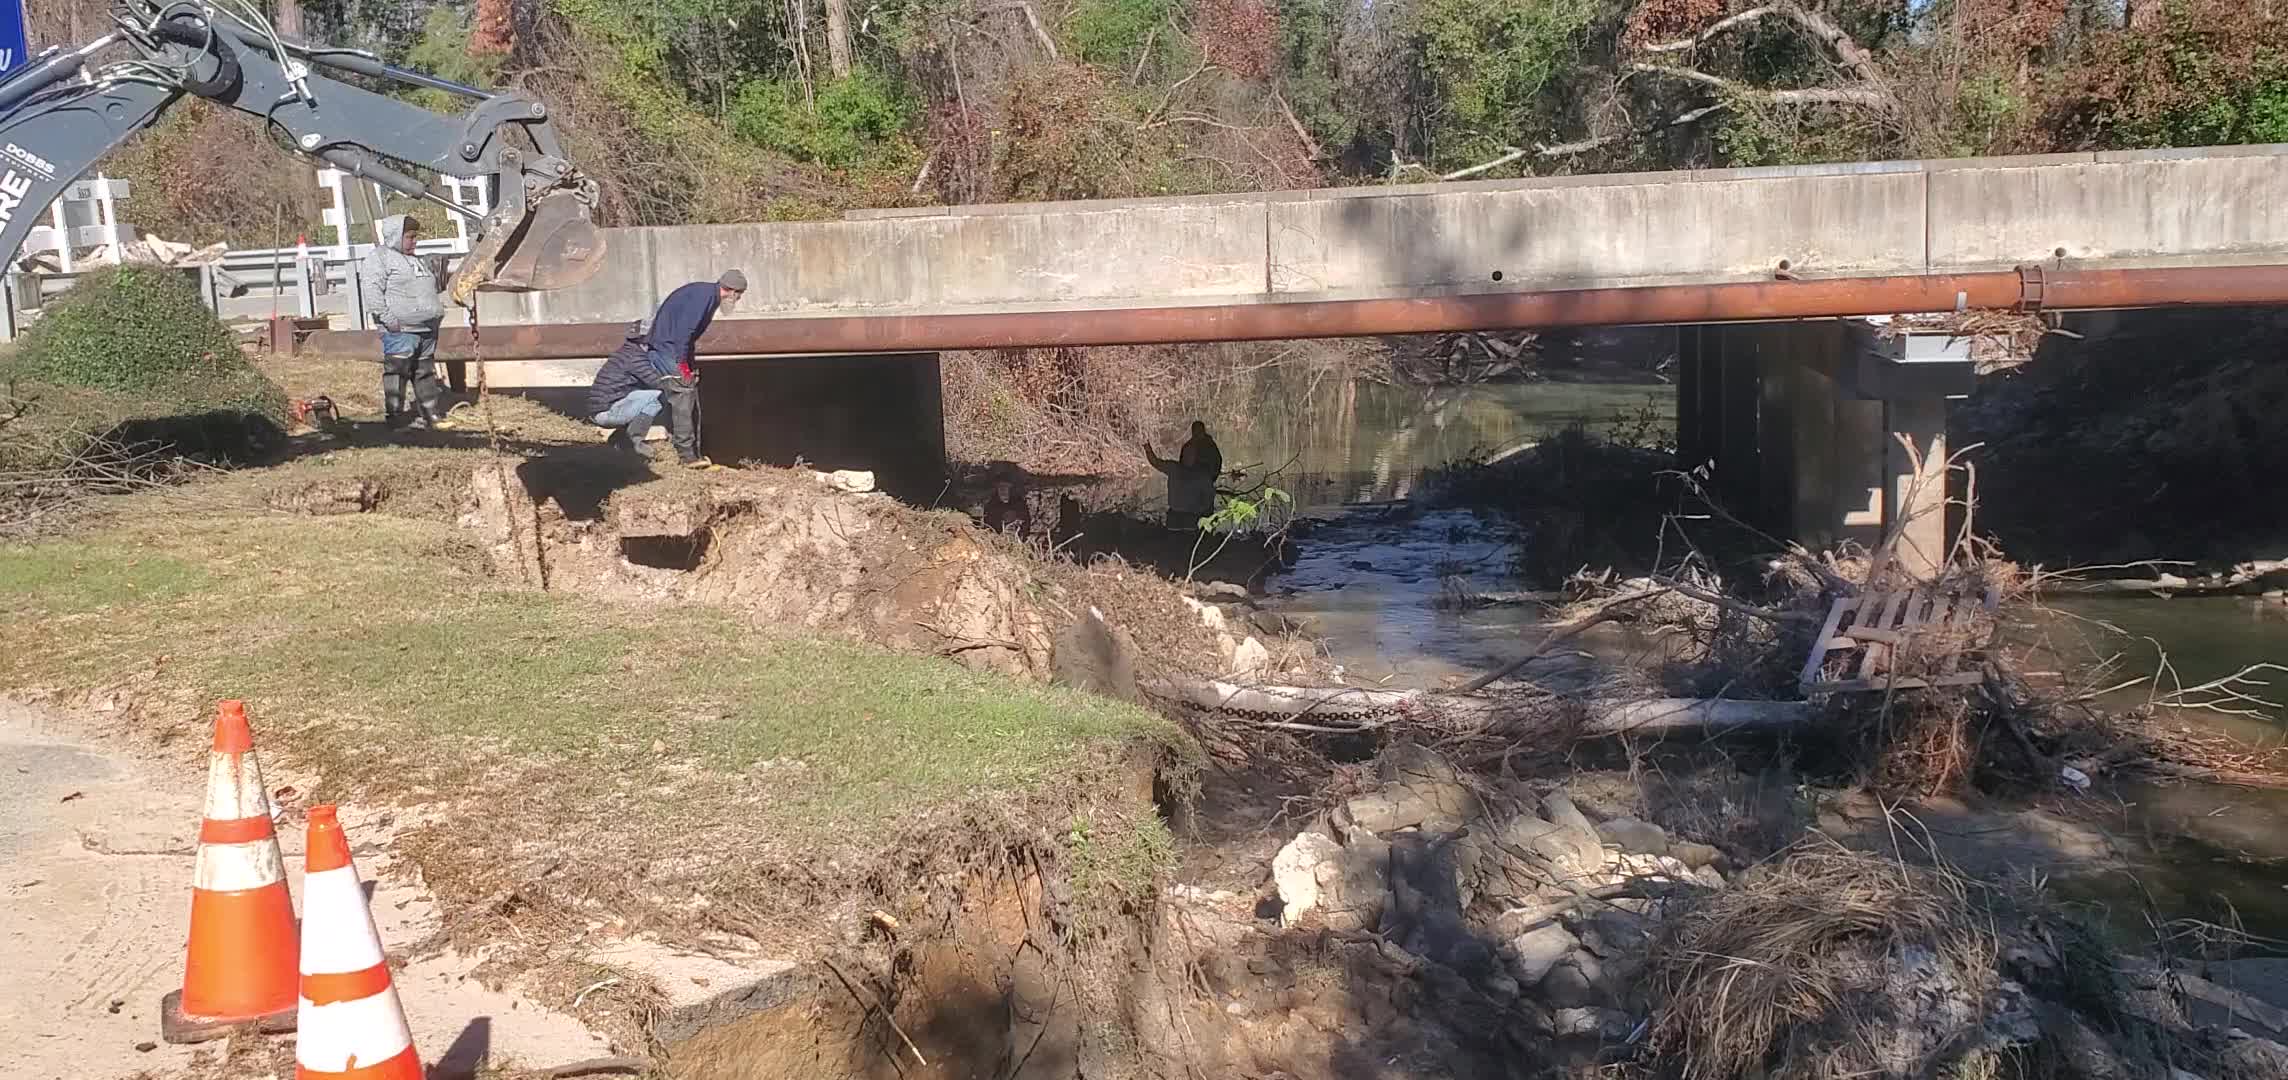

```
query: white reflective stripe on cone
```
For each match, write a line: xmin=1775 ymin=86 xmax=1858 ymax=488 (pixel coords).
xmin=299 ymin=865 xmax=386 ymax=975
xmin=192 ymin=838 xmax=286 ymax=892
xmin=203 ymin=751 xmax=272 ymax=821
xmin=295 ymin=993 xmax=415 ymax=1071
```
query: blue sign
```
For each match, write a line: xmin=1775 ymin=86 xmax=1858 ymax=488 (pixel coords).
xmin=0 ymin=0 xmax=27 ymax=78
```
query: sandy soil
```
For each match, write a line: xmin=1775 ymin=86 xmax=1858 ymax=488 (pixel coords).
xmin=0 ymin=699 xmax=614 ymax=1080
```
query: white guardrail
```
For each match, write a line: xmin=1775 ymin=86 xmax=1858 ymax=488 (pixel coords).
xmin=3 ymin=168 xmax=486 ymax=341
xmin=2 ymin=238 xmax=473 ymax=341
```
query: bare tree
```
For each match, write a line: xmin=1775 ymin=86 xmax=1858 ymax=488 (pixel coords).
xmin=825 ymin=0 xmax=854 ymax=78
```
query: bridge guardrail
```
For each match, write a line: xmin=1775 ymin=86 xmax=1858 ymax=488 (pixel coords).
xmin=3 ymin=237 xmax=471 ymax=341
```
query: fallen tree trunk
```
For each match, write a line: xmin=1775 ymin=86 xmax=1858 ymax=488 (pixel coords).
xmin=1146 ymin=678 xmax=1813 ymax=737
xmin=2039 ymin=560 xmax=2288 ymax=597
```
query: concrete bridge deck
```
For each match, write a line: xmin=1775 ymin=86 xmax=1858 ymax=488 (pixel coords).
xmin=461 ymin=143 xmax=2288 ymax=342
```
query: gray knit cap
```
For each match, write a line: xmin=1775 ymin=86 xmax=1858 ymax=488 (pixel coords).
xmin=718 ymin=269 xmax=749 ymax=291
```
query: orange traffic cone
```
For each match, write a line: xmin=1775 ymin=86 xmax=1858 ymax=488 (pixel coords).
xmin=296 ymin=805 xmax=421 ymax=1080
xmin=161 ymin=700 xmax=300 ymax=1043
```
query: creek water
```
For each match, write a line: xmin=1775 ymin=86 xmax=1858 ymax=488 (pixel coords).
xmin=1221 ymin=371 xmax=2288 ymax=942
xmin=1227 ymin=376 xmax=1670 ymax=685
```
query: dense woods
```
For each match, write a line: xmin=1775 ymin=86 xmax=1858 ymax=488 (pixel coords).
xmin=26 ymin=0 xmax=2288 ymax=244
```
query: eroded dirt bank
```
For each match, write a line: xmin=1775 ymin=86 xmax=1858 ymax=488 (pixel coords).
xmin=431 ymin=463 xmax=2288 ymax=1079
xmin=455 ymin=453 xmax=1317 ymax=691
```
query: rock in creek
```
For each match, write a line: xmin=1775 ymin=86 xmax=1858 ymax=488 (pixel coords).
xmin=1340 ymin=743 xmax=1483 ymax=837
xmin=1551 ymin=1006 xmax=1637 ymax=1041
xmin=1593 ymin=815 xmax=1669 ymax=856
xmin=1577 ymin=909 xmax=1651 ymax=961
xmin=1539 ymin=957 xmax=1604 ymax=1009
xmin=1507 ymin=922 xmax=1579 ymax=986
xmin=1272 ymin=831 xmax=1342 ymax=928
xmin=1533 ymin=793 xmax=1609 ymax=877
xmin=1670 ymin=839 xmax=1722 ymax=870
xmin=1271 ymin=830 xmax=1388 ymax=931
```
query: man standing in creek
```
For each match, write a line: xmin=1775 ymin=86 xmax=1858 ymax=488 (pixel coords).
xmin=1146 ymin=421 xmax=1223 ymax=530
xmin=588 ymin=270 xmax=747 ymax=470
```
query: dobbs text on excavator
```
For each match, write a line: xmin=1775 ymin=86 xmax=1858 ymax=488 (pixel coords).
xmin=0 ymin=0 xmax=606 ymax=303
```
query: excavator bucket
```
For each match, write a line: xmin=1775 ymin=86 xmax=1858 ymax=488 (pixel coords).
xmin=488 ymin=190 xmax=607 ymax=292
xmin=448 ymin=189 xmax=607 ymax=307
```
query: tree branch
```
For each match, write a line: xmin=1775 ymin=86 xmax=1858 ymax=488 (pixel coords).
xmin=1645 ymin=2 xmax=1884 ymax=81
xmin=1273 ymin=91 xmax=1324 ymax=160
xmin=1639 ymin=2 xmax=1894 ymax=110
xmin=976 ymin=2 xmax=1060 ymax=62
xmin=1643 ymin=5 xmax=1793 ymax=54
xmin=1143 ymin=58 xmax=1216 ymax=126
xmin=1442 ymin=147 xmax=1529 ymax=180
xmin=1629 ymin=63 xmax=1893 ymax=108
xmin=1430 ymin=99 xmax=1734 ymax=182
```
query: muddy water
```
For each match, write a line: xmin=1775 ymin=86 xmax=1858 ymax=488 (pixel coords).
xmin=2028 ymin=597 xmax=2288 ymax=940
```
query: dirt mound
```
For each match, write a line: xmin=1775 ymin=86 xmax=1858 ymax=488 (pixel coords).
xmin=459 ymin=456 xmax=1249 ymax=685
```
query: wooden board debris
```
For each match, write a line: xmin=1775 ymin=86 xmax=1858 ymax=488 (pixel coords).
xmin=1799 ymin=584 xmax=2001 ymax=694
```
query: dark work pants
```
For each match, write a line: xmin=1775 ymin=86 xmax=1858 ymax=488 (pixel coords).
xmin=659 ymin=374 xmax=701 ymax=463
xmin=380 ymin=330 xmax=443 ymax=423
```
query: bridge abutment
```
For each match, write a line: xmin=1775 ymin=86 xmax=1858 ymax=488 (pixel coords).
xmin=1677 ymin=322 xmax=1967 ymax=578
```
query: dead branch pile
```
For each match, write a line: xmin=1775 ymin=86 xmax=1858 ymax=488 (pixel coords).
xmin=0 ymin=424 xmax=224 ymax=536
xmin=1642 ymin=842 xmax=2242 ymax=1080
xmin=1883 ymin=308 xmax=2061 ymax=373
xmin=1644 ymin=844 xmax=2004 ymax=1080
xmin=1383 ymin=330 xmax=1537 ymax=385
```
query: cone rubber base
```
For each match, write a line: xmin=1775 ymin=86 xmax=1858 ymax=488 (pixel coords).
xmin=159 ymin=989 xmax=298 ymax=1045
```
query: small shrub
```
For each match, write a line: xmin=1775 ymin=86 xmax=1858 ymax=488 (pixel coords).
xmin=18 ymin=266 xmax=257 ymax=398
xmin=1065 ymin=0 xmax=1178 ymax=66
xmin=728 ymin=70 xmax=916 ymax=168
xmin=5 ymin=266 xmax=288 ymax=473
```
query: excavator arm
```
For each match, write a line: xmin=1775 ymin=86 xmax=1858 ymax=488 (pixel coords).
xmin=0 ymin=1 xmax=606 ymax=306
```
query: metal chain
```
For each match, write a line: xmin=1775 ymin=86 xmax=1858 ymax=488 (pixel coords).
xmin=465 ymin=308 xmax=548 ymax=590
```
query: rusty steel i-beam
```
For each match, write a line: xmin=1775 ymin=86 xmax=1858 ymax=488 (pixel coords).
xmin=304 ymin=264 xmax=2288 ymax=360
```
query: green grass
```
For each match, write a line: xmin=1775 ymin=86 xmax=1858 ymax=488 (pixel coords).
xmin=0 ymin=510 xmax=1174 ymax=844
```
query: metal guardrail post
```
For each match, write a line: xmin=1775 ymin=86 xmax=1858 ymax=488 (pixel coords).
xmin=346 ymin=256 xmax=367 ymax=330
xmin=198 ymin=264 xmax=222 ymax=317
xmin=296 ymin=255 xmax=319 ymax=319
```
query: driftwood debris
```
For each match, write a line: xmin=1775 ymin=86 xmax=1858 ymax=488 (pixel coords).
xmin=1151 ymin=678 xmax=1811 ymax=737
xmin=1799 ymin=584 xmax=1999 ymax=694
xmin=2042 ymin=559 xmax=2288 ymax=598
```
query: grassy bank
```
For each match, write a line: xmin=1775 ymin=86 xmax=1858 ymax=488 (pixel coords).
xmin=0 ymin=492 xmax=1184 ymax=950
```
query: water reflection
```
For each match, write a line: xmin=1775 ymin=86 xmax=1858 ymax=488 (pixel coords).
xmin=1236 ymin=376 xmax=1671 ymax=682
xmin=1223 ymin=378 xmax=1671 ymax=512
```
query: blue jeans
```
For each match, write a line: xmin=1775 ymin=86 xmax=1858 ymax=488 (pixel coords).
xmin=594 ymin=389 xmax=663 ymax=428
xmin=594 ymin=389 xmax=663 ymax=446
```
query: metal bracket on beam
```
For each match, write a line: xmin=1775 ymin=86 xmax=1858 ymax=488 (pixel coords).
xmin=2015 ymin=264 xmax=2047 ymax=312
xmin=1850 ymin=326 xmax=1977 ymax=402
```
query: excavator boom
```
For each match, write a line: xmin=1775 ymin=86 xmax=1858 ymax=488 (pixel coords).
xmin=0 ymin=1 xmax=605 ymax=304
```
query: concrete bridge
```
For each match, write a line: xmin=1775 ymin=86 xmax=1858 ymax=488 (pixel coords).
xmin=361 ymin=144 xmax=2288 ymax=576
xmin=453 ymin=142 xmax=2288 ymax=348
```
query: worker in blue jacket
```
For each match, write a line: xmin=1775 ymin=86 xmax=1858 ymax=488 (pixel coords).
xmin=589 ymin=269 xmax=745 ymax=468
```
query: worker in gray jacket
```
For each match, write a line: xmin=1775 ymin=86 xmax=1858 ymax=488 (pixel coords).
xmin=359 ymin=214 xmax=461 ymax=430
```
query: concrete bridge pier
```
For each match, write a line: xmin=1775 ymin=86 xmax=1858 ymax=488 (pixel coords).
xmin=1676 ymin=322 xmax=1970 ymax=578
